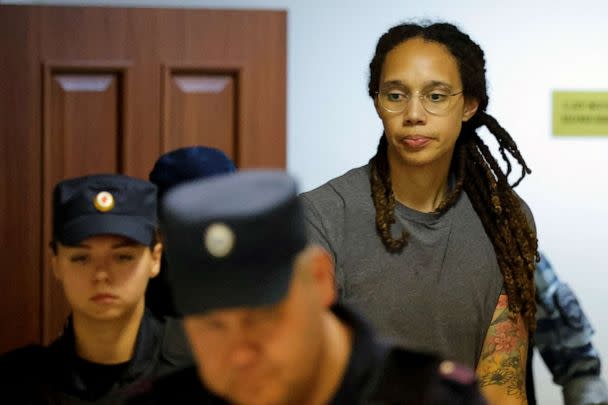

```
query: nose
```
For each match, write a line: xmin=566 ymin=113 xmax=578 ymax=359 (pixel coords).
xmin=402 ymin=95 xmax=427 ymax=126
xmin=92 ymin=258 xmax=111 ymax=282
xmin=226 ymin=320 xmax=263 ymax=369
xmin=214 ymin=313 xmax=265 ymax=369
xmin=229 ymin=339 xmax=260 ymax=369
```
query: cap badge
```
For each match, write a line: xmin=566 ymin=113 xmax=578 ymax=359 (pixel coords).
xmin=94 ymin=191 xmax=115 ymax=212
xmin=205 ymin=223 xmax=235 ymax=258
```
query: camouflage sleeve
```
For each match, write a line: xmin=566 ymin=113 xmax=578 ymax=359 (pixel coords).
xmin=535 ymin=252 xmax=608 ymax=404
xmin=563 ymin=375 xmax=608 ymax=405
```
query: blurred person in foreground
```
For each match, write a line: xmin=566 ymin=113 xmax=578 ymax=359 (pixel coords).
xmin=128 ymin=171 xmax=488 ymax=404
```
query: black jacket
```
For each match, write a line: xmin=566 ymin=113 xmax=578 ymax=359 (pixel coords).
xmin=0 ymin=309 xmax=193 ymax=404
xmin=127 ymin=305 xmax=486 ymax=405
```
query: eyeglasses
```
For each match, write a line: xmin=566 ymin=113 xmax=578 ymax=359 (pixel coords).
xmin=376 ymin=88 xmax=464 ymax=116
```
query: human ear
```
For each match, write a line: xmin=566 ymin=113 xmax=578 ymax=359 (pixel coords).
xmin=462 ymin=97 xmax=479 ymax=122
xmin=374 ymin=96 xmax=384 ymax=119
xmin=149 ymin=242 xmax=162 ymax=279
xmin=51 ymin=255 xmax=61 ymax=281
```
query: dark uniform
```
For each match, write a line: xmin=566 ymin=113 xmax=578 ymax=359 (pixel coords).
xmin=0 ymin=174 xmax=192 ymax=404
xmin=147 ymin=146 xmax=237 ymax=318
xmin=0 ymin=312 xmax=190 ymax=404
xmin=127 ymin=171 xmax=487 ymax=405
xmin=128 ymin=306 xmax=485 ymax=405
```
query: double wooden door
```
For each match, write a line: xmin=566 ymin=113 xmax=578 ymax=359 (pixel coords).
xmin=0 ymin=4 xmax=286 ymax=353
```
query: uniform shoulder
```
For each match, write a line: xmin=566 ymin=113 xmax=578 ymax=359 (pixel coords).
xmin=0 ymin=344 xmax=49 ymax=388
xmin=126 ymin=366 xmax=224 ymax=404
xmin=433 ymin=359 xmax=486 ymax=404
xmin=373 ymin=347 xmax=485 ymax=404
xmin=0 ymin=344 xmax=48 ymax=370
xmin=158 ymin=316 xmax=194 ymax=371
xmin=435 ymin=359 xmax=477 ymax=386
xmin=0 ymin=343 xmax=44 ymax=358
xmin=385 ymin=348 xmax=477 ymax=385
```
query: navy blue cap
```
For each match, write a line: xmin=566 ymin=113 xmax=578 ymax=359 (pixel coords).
xmin=149 ymin=146 xmax=236 ymax=197
xmin=147 ymin=146 xmax=236 ymax=317
xmin=53 ymin=174 xmax=157 ymax=246
xmin=160 ymin=171 xmax=307 ymax=316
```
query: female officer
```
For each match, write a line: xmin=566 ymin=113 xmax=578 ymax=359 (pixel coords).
xmin=0 ymin=174 xmax=190 ymax=403
xmin=300 ymin=22 xmax=537 ymax=405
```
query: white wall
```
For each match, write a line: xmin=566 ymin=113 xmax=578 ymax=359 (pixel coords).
xmin=4 ymin=0 xmax=608 ymax=403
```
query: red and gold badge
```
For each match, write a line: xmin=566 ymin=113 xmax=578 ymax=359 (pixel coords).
xmin=94 ymin=191 xmax=115 ymax=212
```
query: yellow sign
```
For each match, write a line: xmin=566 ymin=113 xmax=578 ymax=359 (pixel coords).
xmin=553 ymin=91 xmax=608 ymax=135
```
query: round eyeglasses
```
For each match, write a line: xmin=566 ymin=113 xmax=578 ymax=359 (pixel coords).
xmin=376 ymin=88 xmax=464 ymax=116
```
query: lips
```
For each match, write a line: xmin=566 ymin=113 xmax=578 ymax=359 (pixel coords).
xmin=400 ymin=135 xmax=433 ymax=149
xmin=90 ymin=293 xmax=119 ymax=303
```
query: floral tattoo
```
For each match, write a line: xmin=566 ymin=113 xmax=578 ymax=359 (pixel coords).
xmin=478 ymin=294 xmax=528 ymax=400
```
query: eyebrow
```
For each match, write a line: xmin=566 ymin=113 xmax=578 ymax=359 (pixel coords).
xmin=380 ymin=80 xmax=454 ymax=89
xmin=64 ymin=240 xmax=140 ymax=249
xmin=111 ymin=241 xmax=140 ymax=249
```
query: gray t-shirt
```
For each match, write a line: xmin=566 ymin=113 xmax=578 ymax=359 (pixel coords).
xmin=300 ymin=164 xmax=513 ymax=368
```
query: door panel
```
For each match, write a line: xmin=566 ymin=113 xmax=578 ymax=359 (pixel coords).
xmin=0 ymin=4 xmax=286 ymax=353
xmin=164 ymin=71 xmax=236 ymax=159
xmin=49 ymin=73 xmax=120 ymax=172
xmin=43 ymin=66 xmax=125 ymax=342
xmin=0 ymin=6 xmax=42 ymax=351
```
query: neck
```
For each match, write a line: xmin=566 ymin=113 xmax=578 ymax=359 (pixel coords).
xmin=305 ymin=312 xmax=353 ymax=405
xmin=387 ymin=149 xmax=453 ymax=213
xmin=72 ymin=300 xmax=145 ymax=364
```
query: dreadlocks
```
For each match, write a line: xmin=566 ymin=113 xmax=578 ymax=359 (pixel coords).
xmin=368 ymin=22 xmax=538 ymax=332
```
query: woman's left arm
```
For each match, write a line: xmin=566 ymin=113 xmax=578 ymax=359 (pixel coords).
xmin=476 ymin=293 xmax=528 ymax=405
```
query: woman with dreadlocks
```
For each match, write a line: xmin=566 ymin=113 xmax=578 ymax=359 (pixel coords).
xmin=300 ymin=22 xmax=537 ymax=405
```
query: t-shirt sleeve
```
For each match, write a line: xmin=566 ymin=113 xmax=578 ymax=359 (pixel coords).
xmin=298 ymin=188 xmax=346 ymax=296
xmin=299 ymin=193 xmax=335 ymax=259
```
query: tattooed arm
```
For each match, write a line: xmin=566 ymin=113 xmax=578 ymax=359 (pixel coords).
xmin=476 ymin=294 xmax=528 ymax=405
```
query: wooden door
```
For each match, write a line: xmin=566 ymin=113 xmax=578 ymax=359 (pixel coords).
xmin=0 ymin=5 xmax=286 ymax=353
